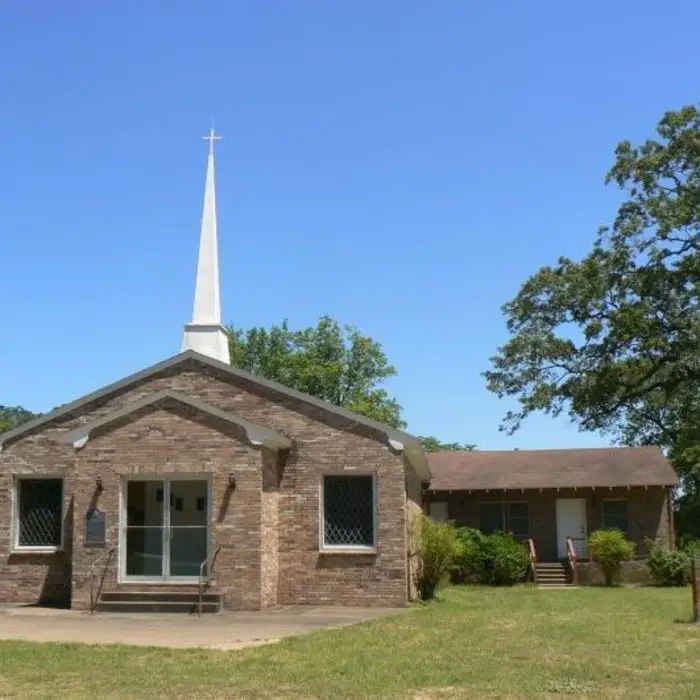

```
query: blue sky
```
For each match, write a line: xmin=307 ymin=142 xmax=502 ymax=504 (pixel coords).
xmin=1 ymin=1 xmax=698 ymax=448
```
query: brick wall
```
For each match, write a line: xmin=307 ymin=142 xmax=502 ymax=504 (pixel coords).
xmin=0 ymin=359 xmax=412 ymax=608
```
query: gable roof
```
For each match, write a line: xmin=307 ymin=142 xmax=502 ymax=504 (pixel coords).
xmin=428 ymin=446 xmax=677 ymax=491
xmin=0 ymin=350 xmax=429 ymax=478
xmin=59 ymin=389 xmax=291 ymax=451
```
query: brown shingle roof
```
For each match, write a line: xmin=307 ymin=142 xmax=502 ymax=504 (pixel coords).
xmin=427 ymin=446 xmax=677 ymax=491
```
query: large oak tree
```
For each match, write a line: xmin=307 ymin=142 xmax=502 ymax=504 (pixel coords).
xmin=485 ymin=106 xmax=700 ymax=500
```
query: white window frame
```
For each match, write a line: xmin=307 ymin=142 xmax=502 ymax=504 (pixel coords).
xmin=319 ymin=473 xmax=378 ymax=553
xmin=11 ymin=475 xmax=65 ymax=553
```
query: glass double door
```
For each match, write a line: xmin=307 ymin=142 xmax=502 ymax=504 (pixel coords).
xmin=122 ymin=478 xmax=209 ymax=581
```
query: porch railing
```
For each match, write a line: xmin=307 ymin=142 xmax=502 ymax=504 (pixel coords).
xmin=198 ymin=545 xmax=221 ymax=616
xmin=88 ymin=546 xmax=115 ymax=614
xmin=527 ymin=538 xmax=537 ymax=581
xmin=565 ymin=537 xmax=579 ymax=586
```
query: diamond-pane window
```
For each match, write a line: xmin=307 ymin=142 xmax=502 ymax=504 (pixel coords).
xmin=17 ymin=479 xmax=63 ymax=548
xmin=323 ymin=475 xmax=375 ymax=547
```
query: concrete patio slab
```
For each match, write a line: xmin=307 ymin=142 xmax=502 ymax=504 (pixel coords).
xmin=0 ymin=604 xmax=403 ymax=650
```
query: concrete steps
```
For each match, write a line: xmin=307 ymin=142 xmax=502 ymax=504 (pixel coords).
xmin=534 ymin=562 xmax=572 ymax=588
xmin=96 ymin=591 xmax=223 ymax=614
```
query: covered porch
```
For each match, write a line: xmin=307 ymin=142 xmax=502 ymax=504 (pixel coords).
xmin=427 ymin=485 xmax=674 ymax=562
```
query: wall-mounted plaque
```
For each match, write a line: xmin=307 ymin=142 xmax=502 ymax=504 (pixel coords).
xmin=85 ymin=508 xmax=107 ymax=546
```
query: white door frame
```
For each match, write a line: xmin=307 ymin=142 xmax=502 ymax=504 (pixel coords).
xmin=555 ymin=498 xmax=588 ymax=559
xmin=118 ymin=475 xmax=211 ymax=584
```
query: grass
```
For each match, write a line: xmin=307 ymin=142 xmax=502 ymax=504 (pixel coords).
xmin=1 ymin=586 xmax=698 ymax=698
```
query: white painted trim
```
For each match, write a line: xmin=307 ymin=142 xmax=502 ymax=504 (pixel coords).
xmin=319 ymin=472 xmax=378 ymax=551
xmin=10 ymin=475 xmax=66 ymax=553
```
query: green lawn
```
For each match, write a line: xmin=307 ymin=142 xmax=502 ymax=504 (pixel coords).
xmin=1 ymin=586 xmax=698 ymax=699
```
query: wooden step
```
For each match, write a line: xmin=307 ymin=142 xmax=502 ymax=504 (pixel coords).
xmin=535 ymin=562 xmax=572 ymax=587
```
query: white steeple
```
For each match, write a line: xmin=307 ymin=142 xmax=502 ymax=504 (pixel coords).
xmin=182 ymin=128 xmax=231 ymax=363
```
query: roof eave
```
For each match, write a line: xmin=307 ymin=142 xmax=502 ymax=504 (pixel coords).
xmin=58 ymin=389 xmax=291 ymax=452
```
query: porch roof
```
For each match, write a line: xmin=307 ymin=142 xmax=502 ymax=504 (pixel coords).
xmin=427 ymin=446 xmax=677 ymax=492
xmin=59 ymin=389 xmax=292 ymax=451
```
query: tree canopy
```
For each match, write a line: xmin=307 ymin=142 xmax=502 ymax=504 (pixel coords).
xmin=0 ymin=405 xmax=37 ymax=434
xmin=228 ymin=315 xmax=405 ymax=428
xmin=418 ymin=436 xmax=477 ymax=452
xmin=485 ymin=105 xmax=700 ymax=494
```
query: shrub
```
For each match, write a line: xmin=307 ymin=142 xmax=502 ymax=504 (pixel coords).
xmin=481 ymin=532 xmax=531 ymax=585
xmin=681 ymin=538 xmax=700 ymax=558
xmin=588 ymin=529 xmax=635 ymax=586
xmin=453 ymin=528 xmax=530 ymax=586
xmin=646 ymin=539 xmax=691 ymax=586
xmin=411 ymin=514 xmax=460 ymax=601
xmin=453 ymin=527 xmax=489 ymax=582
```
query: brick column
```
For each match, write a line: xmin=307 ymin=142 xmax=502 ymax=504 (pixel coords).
xmin=693 ymin=558 xmax=699 ymax=624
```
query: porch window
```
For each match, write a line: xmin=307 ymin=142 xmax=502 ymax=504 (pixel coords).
xmin=322 ymin=475 xmax=376 ymax=549
xmin=479 ymin=502 xmax=530 ymax=538
xmin=429 ymin=501 xmax=449 ymax=522
xmin=602 ymin=500 xmax=629 ymax=534
xmin=14 ymin=478 xmax=63 ymax=550
xmin=507 ymin=503 xmax=530 ymax=538
xmin=479 ymin=503 xmax=505 ymax=533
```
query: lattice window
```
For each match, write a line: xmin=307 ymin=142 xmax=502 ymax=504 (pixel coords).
xmin=16 ymin=479 xmax=63 ymax=548
xmin=323 ymin=475 xmax=375 ymax=548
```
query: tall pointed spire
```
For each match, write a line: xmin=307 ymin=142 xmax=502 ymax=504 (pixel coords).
xmin=182 ymin=128 xmax=231 ymax=363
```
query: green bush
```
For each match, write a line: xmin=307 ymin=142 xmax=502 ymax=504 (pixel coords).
xmin=646 ymin=539 xmax=691 ymax=586
xmin=453 ymin=527 xmax=489 ymax=582
xmin=453 ymin=528 xmax=530 ymax=586
xmin=681 ymin=538 xmax=700 ymax=558
xmin=588 ymin=529 xmax=635 ymax=586
xmin=412 ymin=514 xmax=461 ymax=601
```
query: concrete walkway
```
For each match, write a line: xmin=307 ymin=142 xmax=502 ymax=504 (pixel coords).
xmin=0 ymin=604 xmax=402 ymax=650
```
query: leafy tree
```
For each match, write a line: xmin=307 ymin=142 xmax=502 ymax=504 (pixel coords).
xmin=419 ymin=436 xmax=477 ymax=452
xmin=485 ymin=105 xmax=700 ymax=493
xmin=0 ymin=405 xmax=37 ymax=434
xmin=228 ymin=315 xmax=405 ymax=428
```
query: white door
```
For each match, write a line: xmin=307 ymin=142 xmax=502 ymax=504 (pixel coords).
xmin=556 ymin=498 xmax=587 ymax=559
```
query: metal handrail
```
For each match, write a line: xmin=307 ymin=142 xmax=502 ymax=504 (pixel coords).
xmin=197 ymin=545 xmax=221 ymax=616
xmin=565 ymin=536 xmax=579 ymax=586
xmin=88 ymin=546 xmax=115 ymax=614
xmin=527 ymin=538 xmax=537 ymax=581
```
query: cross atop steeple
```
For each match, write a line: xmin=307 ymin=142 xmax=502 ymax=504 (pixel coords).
xmin=202 ymin=127 xmax=222 ymax=155
xmin=182 ymin=128 xmax=231 ymax=363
